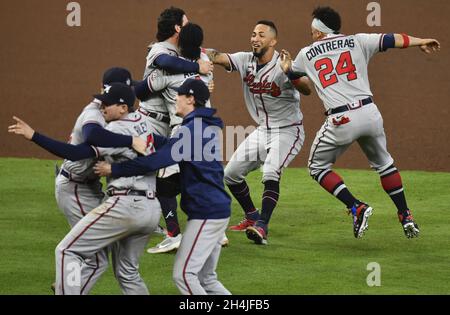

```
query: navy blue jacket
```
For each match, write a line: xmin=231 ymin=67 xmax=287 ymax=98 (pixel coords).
xmin=112 ymin=107 xmax=231 ymax=220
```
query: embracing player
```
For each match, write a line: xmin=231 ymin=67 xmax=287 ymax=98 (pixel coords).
xmin=135 ymin=22 xmax=229 ymax=250
xmin=206 ymin=21 xmax=312 ymax=245
xmin=281 ymin=6 xmax=440 ymax=238
xmin=139 ymin=7 xmax=214 ymax=253
xmin=9 ymin=83 xmax=163 ymax=294
xmin=95 ymin=79 xmax=231 ymax=295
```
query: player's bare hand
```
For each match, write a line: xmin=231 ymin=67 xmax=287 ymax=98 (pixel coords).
xmin=420 ymin=39 xmax=440 ymax=54
xmin=280 ymin=49 xmax=293 ymax=73
xmin=8 ymin=116 xmax=35 ymax=140
xmin=94 ymin=161 xmax=112 ymax=177
xmin=198 ymin=59 xmax=214 ymax=75
xmin=132 ymin=136 xmax=147 ymax=155
xmin=208 ymin=80 xmax=215 ymax=93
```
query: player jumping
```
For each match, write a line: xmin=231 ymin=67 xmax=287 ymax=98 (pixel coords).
xmin=281 ymin=6 xmax=440 ymax=238
xmin=206 ymin=21 xmax=313 ymax=245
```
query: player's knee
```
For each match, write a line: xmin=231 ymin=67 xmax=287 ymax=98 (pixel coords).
xmin=374 ymin=160 xmax=396 ymax=175
xmin=156 ymin=174 xmax=180 ymax=198
xmin=55 ymin=241 xmax=67 ymax=259
xmin=262 ymin=171 xmax=280 ymax=183
xmin=308 ymin=165 xmax=322 ymax=179
xmin=115 ymin=266 xmax=139 ymax=283
xmin=309 ymin=167 xmax=329 ymax=182
xmin=224 ymin=165 xmax=244 ymax=185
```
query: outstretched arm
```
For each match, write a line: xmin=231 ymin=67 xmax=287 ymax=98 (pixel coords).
xmin=154 ymin=54 xmax=213 ymax=75
xmin=392 ymin=34 xmax=440 ymax=53
xmin=8 ymin=116 xmax=96 ymax=161
xmin=205 ymin=49 xmax=232 ymax=71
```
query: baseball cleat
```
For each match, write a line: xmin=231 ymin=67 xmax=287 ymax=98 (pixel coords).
xmin=228 ymin=218 xmax=256 ymax=231
xmin=349 ymin=202 xmax=373 ymax=238
xmin=398 ymin=210 xmax=420 ymax=238
xmin=246 ymin=224 xmax=268 ymax=245
xmin=220 ymin=234 xmax=229 ymax=247
xmin=147 ymin=233 xmax=182 ymax=254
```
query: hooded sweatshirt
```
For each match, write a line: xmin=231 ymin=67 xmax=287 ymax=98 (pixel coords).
xmin=111 ymin=107 xmax=231 ymax=220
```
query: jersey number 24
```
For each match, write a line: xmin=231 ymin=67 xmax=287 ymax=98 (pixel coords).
xmin=315 ymin=51 xmax=357 ymax=88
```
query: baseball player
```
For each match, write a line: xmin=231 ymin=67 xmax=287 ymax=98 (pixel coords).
xmin=205 ymin=21 xmax=312 ymax=245
xmin=281 ymin=6 xmax=440 ymax=238
xmin=10 ymin=83 xmax=162 ymax=294
xmin=9 ymin=67 xmax=147 ymax=294
xmin=95 ymin=79 xmax=231 ymax=295
xmin=135 ymin=23 xmax=229 ymax=251
xmin=140 ymin=7 xmax=214 ymax=253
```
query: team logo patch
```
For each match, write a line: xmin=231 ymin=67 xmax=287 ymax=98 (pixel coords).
xmin=243 ymin=72 xmax=281 ymax=97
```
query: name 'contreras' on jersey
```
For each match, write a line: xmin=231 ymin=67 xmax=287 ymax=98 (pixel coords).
xmin=226 ymin=51 xmax=303 ymax=129
xmin=145 ymin=52 xmax=213 ymax=126
xmin=61 ymin=99 xmax=105 ymax=181
xmin=140 ymin=41 xmax=180 ymax=114
xmin=292 ymin=33 xmax=386 ymax=111
xmin=93 ymin=111 xmax=157 ymax=192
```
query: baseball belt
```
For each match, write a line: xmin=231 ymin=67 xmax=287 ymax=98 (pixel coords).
xmin=106 ymin=188 xmax=156 ymax=200
xmin=325 ymin=97 xmax=373 ymax=116
xmin=60 ymin=169 xmax=98 ymax=185
xmin=138 ymin=108 xmax=170 ymax=124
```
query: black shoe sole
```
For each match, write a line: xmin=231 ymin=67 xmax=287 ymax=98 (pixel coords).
xmin=246 ymin=227 xmax=267 ymax=245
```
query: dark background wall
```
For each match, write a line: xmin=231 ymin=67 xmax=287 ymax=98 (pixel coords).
xmin=1 ymin=0 xmax=449 ymax=171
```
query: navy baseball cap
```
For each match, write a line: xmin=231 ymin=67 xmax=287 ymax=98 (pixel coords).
xmin=102 ymin=67 xmax=138 ymax=87
xmin=93 ymin=82 xmax=135 ymax=108
xmin=175 ymin=78 xmax=210 ymax=106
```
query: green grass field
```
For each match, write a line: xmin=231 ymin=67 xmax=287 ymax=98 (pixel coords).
xmin=0 ymin=157 xmax=449 ymax=295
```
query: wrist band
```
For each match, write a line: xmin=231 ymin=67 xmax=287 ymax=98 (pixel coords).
xmin=401 ymin=33 xmax=410 ymax=48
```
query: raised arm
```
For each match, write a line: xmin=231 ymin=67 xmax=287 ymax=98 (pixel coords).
xmin=280 ymin=50 xmax=313 ymax=96
xmin=205 ymin=49 xmax=232 ymax=70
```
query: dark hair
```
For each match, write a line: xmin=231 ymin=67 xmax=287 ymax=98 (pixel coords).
xmin=256 ymin=20 xmax=278 ymax=37
xmin=312 ymin=6 xmax=341 ymax=34
xmin=179 ymin=23 xmax=204 ymax=60
xmin=156 ymin=7 xmax=185 ymax=42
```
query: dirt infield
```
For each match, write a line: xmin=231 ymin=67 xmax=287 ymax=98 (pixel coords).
xmin=1 ymin=0 xmax=449 ymax=171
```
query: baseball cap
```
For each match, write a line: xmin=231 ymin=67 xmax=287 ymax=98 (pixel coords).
xmin=102 ymin=67 xmax=138 ymax=88
xmin=93 ymin=82 xmax=136 ymax=108
xmin=175 ymin=78 xmax=210 ymax=106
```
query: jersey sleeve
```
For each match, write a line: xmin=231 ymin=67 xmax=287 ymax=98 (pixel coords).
xmin=146 ymin=69 xmax=169 ymax=93
xmin=81 ymin=108 xmax=105 ymax=128
xmin=146 ymin=43 xmax=170 ymax=68
xmin=226 ymin=52 xmax=251 ymax=75
xmin=292 ymin=49 xmax=307 ymax=74
xmin=354 ymin=33 xmax=384 ymax=61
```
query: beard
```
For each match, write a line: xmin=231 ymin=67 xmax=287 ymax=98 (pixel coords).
xmin=253 ymin=46 xmax=268 ymax=58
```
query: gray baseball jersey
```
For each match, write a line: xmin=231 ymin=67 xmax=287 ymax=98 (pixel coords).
xmin=55 ymin=111 xmax=161 ymax=295
xmin=291 ymin=33 xmax=394 ymax=175
xmin=55 ymin=99 xmax=108 ymax=295
xmin=140 ymin=41 xmax=180 ymax=114
xmin=61 ymin=99 xmax=105 ymax=181
xmin=146 ymin=52 xmax=213 ymax=126
xmin=223 ymin=50 xmax=305 ymax=184
xmin=292 ymin=33 xmax=384 ymax=110
xmin=226 ymin=51 xmax=303 ymax=128
xmin=95 ymin=112 xmax=157 ymax=192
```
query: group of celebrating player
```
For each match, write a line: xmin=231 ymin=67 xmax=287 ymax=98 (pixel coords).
xmin=8 ymin=5 xmax=439 ymax=295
